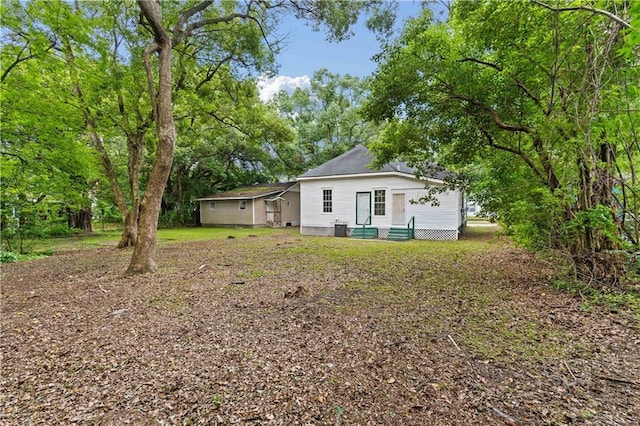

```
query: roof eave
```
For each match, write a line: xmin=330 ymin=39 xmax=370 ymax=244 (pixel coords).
xmin=297 ymin=171 xmax=445 ymax=185
xmin=195 ymin=189 xmax=286 ymax=201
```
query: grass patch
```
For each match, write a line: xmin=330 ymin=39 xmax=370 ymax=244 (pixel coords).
xmin=21 ymin=226 xmax=293 ymax=255
xmin=149 ymin=294 xmax=187 ymax=312
xmin=19 ymin=229 xmax=124 ymax=252
xmin=462 ymin=315 xmax=569 ymax=361
xmin=237 ymin=269 xmax=266 ymax=279
xmin=552 ymin=279 xmax=640 ymax=321
xmin=157 ymin=226 xmax=288 ymax=243
xmin=345 ymin=279 xmax=416 ymax=304
xmin=0 ymin=250 xmax=53 ymax=263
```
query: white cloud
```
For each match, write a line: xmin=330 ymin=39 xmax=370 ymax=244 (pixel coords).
xmin=257 ymin=75 xmax=311 ymax=103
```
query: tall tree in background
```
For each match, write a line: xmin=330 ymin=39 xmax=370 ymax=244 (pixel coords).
xmin=268 ymin=69 xmax=383 ymax=175
xmin=364 ymin=0 xmax=638 ymax=286
xmin=1 ymin=3 xmax=100 ymax=251
xmin=164 ymin=70 xmax=295 ymax=225
xmin=131 ymin=0 xmax=395 ymax=274
xmin=1 ymin=0 xmax=396 ymax=274
xmin=1 ymin=0 xmax=157 ymax=248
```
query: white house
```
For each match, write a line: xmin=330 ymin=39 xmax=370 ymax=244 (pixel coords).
xmin=195 ymin=182 xmax=300 ymax=227
xmin=297 ymin=145 xmax=465 ymax=240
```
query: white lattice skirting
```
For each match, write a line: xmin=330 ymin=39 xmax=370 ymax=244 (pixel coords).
xmin=377 ymin=227 xmax=459 ymax=240
xmin=414 ymin=228 xmax=459 ymax=240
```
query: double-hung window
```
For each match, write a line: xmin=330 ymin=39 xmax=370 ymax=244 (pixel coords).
xmin=374 ymin=189 xmax=386 ymax=216
xmin=322 ymin=189 xmax=333 ymax=213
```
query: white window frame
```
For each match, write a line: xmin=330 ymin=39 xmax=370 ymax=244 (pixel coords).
xmin=322 ymin=189 xmax=333 ymax=213
xmin=373 ymin=189 xmax=386 ymax=216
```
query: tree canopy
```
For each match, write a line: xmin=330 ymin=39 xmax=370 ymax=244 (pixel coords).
xmin=267 ymin=68 xmax=383 ymax=175
xmin=1 ymin=0 xmax=397 ymax=274
xmin=364 ymin=0 xmax=639 ymax=286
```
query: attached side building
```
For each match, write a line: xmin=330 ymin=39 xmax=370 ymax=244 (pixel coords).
xmin=195 ymin=182 xmax=300 ymax=227
xmin=297 ymin=145 xmax=465 ymax=240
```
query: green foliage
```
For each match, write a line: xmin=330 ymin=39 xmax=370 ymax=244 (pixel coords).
xmin=0 ymin=203 xmax=80 ymax=254
xmin=364 ymin=0 xmax=639 ymax=286
xmin=1 ymin=0 xmax=108 ymax=248
xmin=553 ymin=279 xmax=640 ymax=320
xmin=267 ymin=68 xmax=384 ymax=174
xmin=166 ymin=72 xmax=296 ymax=225
xmin=286 ymin=0 xmax=397 ymax=42
xmin=560 ymin=205 xmax=628 ymax=249
xmin=0 ymin=251 xmax=20 ymax=263
xmin=158 ymin=210 xmax=182 ymax=229
xmin=0 ymin=250 xmax=52 ymax=264
xmin=3 ymin=0 xmax=399 ymax=273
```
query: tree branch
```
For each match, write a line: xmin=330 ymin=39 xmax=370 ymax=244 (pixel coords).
xmin=142 ymin=41 xmax=159 ymax=123
xmin=458 ymin=57 xmax=543 ymax=110
xmin=137 ymin=0 xmax=170 ymax=43
xmin=458 ymin=57 xmax=501 ymax=71
xmin=478 ymin=128 xmax=546 ymax=183
xmin=1 ymin=38 xmax=57 ymax=83
xmin=195 ymin=54 xmax=234 ymax=91
xmin=1 ymin=151 xmax=28 ymax=165
xmin=207 ymin=111 xmax=251 ymax=137
xmin=173 ymin=0 xmax=214 ymax=37
xmin=450 ymin=93 xmax=533 ymax=133
xmin=531 ymin=0 xmax=631 ymax=28
xmin=173 ymin=0 xmax=260 ymax=46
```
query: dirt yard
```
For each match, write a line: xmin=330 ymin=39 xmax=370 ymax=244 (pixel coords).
xmin=1 ymin=227 xmax=638 ymax=425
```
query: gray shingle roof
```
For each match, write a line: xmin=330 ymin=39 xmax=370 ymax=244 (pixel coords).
xmin=298 ymin=145 xmax=450 ymax=180
xmin=195 ymin=182 xmax=296 ymax=201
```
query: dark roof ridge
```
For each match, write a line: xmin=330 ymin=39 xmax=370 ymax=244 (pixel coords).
xmin=298 ymin=145 xmax=450 ymax=180
xmin=195 ymin=182 xmax=296 ymax=201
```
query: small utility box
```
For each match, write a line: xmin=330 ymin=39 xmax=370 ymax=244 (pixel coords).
xmin=334 ymin=223 xmax=348 ymax=237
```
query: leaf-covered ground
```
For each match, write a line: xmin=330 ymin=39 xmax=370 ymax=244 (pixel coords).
xmin=1 ymin=226 xmax=639 ymax=425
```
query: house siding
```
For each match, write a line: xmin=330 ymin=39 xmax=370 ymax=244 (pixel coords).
xmin=200 ymin=199 xmax=255 ymax=226
xmin=299 ymin=175 xmax=462 ymax=239
xmin=198 ymin=190 xmax=301 ymax=227
xmin=253 ymin=197 xmax=266 ymax=225
xmin=281 ymin=190 xmax=300 ymax=226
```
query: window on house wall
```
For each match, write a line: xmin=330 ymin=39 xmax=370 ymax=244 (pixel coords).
xmin=239 ymin=200 xmax=247 ymax=210
xmin=208 ymin=201 xmax=216 ymax=210
xmin=374 ymin=190 xmax=386 ymax=215
xmin=287 ymin=201 xmax=291 ymax=208
xmin=323 ymin=189 xmax=332 ymax=213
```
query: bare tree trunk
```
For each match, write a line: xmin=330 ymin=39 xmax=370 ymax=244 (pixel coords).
xmin=67 ymin=207 xmax=93 ymax=234
xmin=62 ymin=34 xmax=138 ymax=248
xmin=117 ymin=131 xmax=145 ymax=248
xmin=117 ymin=210 xmax=138 ymax=248
xmin=126 ymin=1 xmax=176 ymax=274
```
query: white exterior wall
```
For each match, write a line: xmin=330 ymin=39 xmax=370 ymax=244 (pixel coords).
xmin=299 ymin=174 xmax=462 ymax=238
xmin=403 ymin=188 xmax=461 ymax=229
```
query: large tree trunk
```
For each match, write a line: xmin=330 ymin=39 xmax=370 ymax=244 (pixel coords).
xmin=126 ymin=1 xmax=175 ymax=275
xmin=62 ymin=35 xmax=137 ymax=247
xmin=117 ymin=131 xmax=146 ymax=248
xmin=67 ymin=207 xmax=93 ymax=234
xmin=117 ymin=210 xmax=138 ymax=248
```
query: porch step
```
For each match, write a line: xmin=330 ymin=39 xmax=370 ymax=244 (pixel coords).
xmin=351 ymin=227 xmax=378 ymax=239
xmin=387 ymin=227 xmax=414 ymax=241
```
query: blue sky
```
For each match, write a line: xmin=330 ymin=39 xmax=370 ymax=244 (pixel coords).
xmin=275 ymin=0 xmax=427 ymax=77
xmin=258 ymin=1 xmax=444 ymax=101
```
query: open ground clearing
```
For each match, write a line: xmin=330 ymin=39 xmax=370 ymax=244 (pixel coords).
xmin=1 ymin=226 xmax=638 ymax=425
